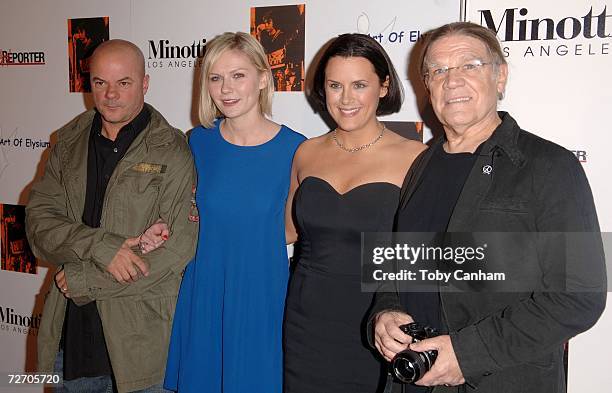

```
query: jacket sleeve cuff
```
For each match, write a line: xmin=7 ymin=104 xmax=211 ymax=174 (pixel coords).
xmin=91 ymin=232 xmax=128 ymax=268
xmin=366 ymin=308 xmax=405 ymax=348
xmin=450 ymin=326 xmax=499 ymax=388
xmin=62 ymin=263 xmax=94 ymax=306
xmin=366 ymin=291 xmax=404 ymax=348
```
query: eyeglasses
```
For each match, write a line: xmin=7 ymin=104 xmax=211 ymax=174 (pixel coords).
xmin=424 ymin=59 xmax=495 ymax=83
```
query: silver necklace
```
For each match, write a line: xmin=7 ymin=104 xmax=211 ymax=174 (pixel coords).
xmin=333 ymin=125 xmax=385 ymax=153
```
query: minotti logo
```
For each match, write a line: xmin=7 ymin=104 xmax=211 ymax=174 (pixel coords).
xmin=477 ymin=6 xmax=611 ymax=57
xmin=147 ymin=38 xmax=206 ymax=69
xmin=0 ymin=306 xmax=41 ymax=336
xmin=479 ymin=7 xmax=611 ymax=41
xmin=148 ymin=38 xmax=206 ymax=59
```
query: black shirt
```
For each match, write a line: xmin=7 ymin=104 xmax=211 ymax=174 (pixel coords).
xmin=396 ymin=142 xmax=480 ymax=333
xmin=393 ymin=143 xmax=480 ymax=393
xmin=62 ymin=106 xmax=150 ymax=380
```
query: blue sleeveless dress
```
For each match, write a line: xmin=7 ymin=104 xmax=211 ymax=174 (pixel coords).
xmin=164 ymin=120 xmax=305 ymax=393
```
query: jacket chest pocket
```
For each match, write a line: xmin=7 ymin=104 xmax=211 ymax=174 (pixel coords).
xmin=478 ymin=161 xmax=532 ymax=214
xmin=476 ymin=196 xmax=535 ymax=231
xmin=480 ymin=197 xmax=529 ymax=213
xmin=118 ymin=173 xmax=163 ymax=232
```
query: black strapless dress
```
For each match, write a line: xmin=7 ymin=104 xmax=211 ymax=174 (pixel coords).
xmin=284 ymin=176 xmax=400 ymax=393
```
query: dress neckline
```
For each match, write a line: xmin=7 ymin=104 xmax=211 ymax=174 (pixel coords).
xmin=299 ymin=176 xmax=399 ymax=197
xmin=216 ymin=120 xmax=285 ymax=149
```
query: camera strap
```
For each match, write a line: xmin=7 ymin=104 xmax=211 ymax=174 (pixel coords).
xmin=383 ymin=372 xmax=394 ymax=393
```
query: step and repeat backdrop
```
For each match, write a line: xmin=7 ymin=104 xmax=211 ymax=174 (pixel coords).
xmin=0 ymin=0 xmax=609 ymax=392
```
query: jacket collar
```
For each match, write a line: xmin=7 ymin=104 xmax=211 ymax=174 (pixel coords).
xmin=428 ymin=111 xmax=525 ymax=167
xmin=399 ymin=111 xmax=525 ymax=210
xmin=479 ymin=111 xmax=526 ymax=167
xmin=59 ymin=103 xmax=174 ymax=158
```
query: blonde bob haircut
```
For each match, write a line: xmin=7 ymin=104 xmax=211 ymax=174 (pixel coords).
xmin=199 ymin=32 xmax=274 ymax=128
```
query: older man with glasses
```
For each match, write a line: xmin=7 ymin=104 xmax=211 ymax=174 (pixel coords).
xmin=368 ymin=22 xmax=606 ymax=393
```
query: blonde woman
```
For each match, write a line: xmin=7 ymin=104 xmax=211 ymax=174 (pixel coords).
xmin=164 ymin=32 xmax=305 ymax=393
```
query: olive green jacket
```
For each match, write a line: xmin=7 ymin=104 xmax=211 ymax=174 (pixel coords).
xmin=26 ymin=104 xmax=198 ymax=392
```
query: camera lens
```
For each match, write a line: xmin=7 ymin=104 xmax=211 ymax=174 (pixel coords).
xmin=392 ymin=350 xmax=429 ymax=383
xmin=393 ymin=323 xmax=439 ymax=384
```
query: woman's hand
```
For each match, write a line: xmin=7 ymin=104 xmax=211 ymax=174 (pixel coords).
xmin=127 ymin=220 xmax=170 ymax=254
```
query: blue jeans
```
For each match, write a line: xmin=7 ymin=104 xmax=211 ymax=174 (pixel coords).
xmin=53 ymin=350 xmax=171 ymax=393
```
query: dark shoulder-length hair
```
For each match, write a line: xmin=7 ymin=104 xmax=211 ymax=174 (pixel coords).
xmin=311 ymin=33 xmax=403 ymax=116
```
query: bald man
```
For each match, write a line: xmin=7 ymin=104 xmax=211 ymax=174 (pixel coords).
xmin=26 ymin=39 xmax=198 ymax=393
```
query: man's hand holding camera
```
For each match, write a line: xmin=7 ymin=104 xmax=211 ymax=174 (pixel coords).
xmin=374 ymin=310 xmax=415 ymax=362
xmin=374 ymin=310 xmax=465 ymax=387
xmin=410 ymin=335 xmax=465 ymax=387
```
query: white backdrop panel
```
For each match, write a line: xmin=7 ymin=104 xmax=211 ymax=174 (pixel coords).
xmin=0 ymin=0 xmax=133 ymax=205
xmin=0 ymin=266 xmax=49 ymax=393
xmin=133 ymin=0 xmax=459 ymax=138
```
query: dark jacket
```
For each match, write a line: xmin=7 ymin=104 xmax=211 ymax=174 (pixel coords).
xmin=368 ymin=112 xmax=607 ymax=393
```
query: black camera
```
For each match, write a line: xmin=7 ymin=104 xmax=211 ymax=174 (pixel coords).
xmin=391 ymin=322 xmax=439 ymax=384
